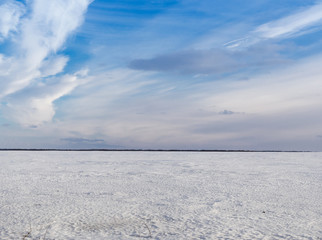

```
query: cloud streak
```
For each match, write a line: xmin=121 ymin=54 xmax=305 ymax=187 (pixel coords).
xmin=255 ymin=3 xmax=322 ymax=39
xmin=61 ymin=138 xmax=105 ymax=143
xmin=225 ymin=2 xmax=322 ymax=49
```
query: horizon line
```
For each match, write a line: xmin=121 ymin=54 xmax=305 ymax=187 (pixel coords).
xmin=0 ymin=148 xmax=313 ymax=152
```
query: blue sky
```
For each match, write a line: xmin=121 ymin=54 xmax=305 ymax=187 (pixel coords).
xmin=1 ymin=0 xmax=322 ymax=150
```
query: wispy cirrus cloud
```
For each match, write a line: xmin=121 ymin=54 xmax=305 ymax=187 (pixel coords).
xmin=0 ymin=0 xmax=92 ymax=127
xmin=255 ymin=2 xmax=322 ymax=39
xmin=225 ymin=2 xmax=322 ymax=49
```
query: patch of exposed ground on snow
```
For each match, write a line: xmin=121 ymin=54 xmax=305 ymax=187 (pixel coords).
xmin=0 ymin=151 xmax=321 ymax=239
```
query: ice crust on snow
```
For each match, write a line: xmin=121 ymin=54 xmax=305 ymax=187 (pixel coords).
xmin=0 ymin=151 xmax=321 ymax=239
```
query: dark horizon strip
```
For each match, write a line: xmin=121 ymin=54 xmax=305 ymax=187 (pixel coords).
xmin=0 ymin=149 xmax=312 ymax=152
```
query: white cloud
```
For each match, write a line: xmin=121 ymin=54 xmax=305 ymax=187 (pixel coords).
xmin=0 ymin=54 xmax=13 ymax=75
xmin=39 ymin=56 xmax=69 ymax=77
xmin=3 ymin=72 xmax=85 ymax=127
xmin=0 ymin=0 xmax=92 ymax=126
xmin=22 ymin=0 xmax=91 ymax=53
xmin=0 ymin=0 xmax=25 ymax=40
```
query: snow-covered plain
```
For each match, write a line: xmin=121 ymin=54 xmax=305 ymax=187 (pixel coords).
xmin=0 ymin=151 xmax=321 ymax=240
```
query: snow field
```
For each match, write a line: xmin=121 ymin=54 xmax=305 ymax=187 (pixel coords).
xmin=0 ymin=151 xmax=321 ymax=239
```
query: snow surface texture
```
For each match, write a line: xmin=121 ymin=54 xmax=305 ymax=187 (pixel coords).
xmin=0 ymin=151 xmax=321 ymax=240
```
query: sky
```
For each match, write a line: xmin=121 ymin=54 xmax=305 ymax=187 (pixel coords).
xmin=1 ymin=0 xmax=322 ymax=150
